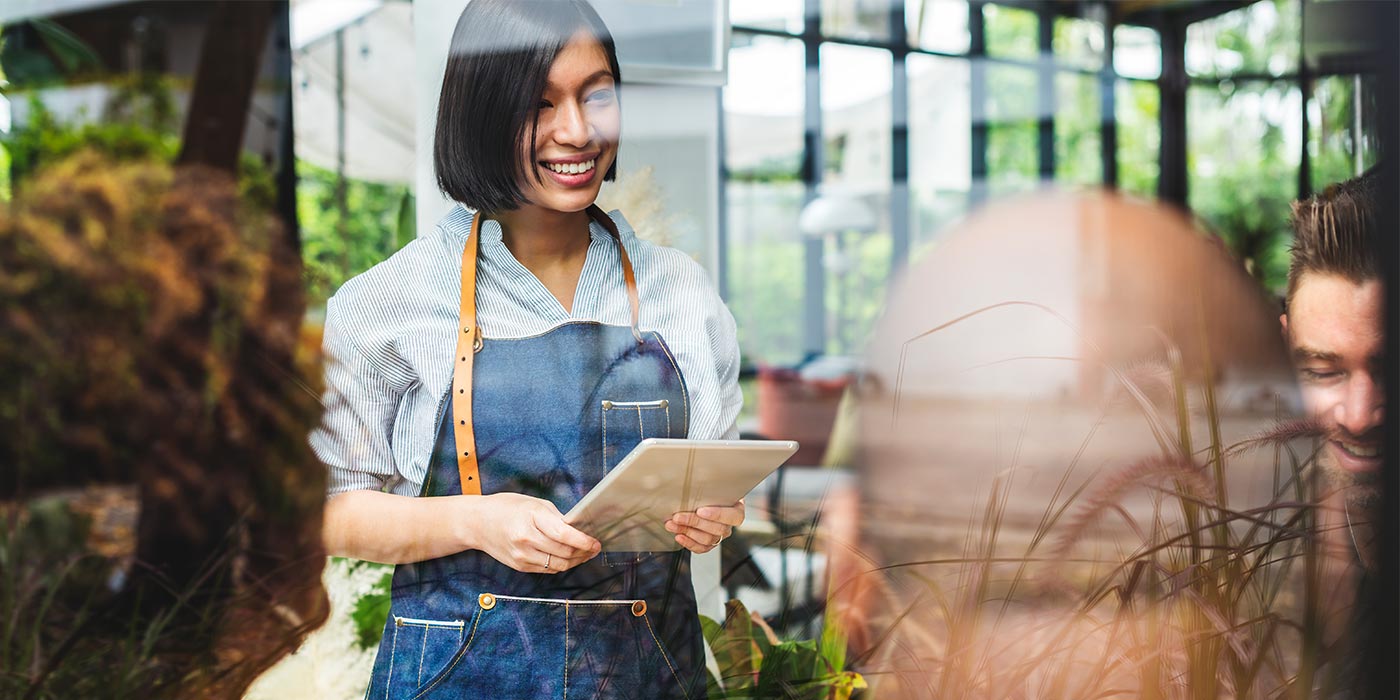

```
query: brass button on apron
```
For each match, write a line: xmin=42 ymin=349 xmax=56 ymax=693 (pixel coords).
xmin=631 ymin=600 xmax=646 ymax=617
xmin=478 ymin=593 xmax=496 ymax=610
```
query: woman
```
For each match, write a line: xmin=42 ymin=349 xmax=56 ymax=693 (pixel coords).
xmin=311 ymin=1 xmax=741 ymax=697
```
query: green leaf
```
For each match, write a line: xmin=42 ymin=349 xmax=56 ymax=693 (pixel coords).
xmin=31 ymin=18 xmax=103 ymax=74
xmin=702 ymin=599 xmax=769 ymax=693
xmin=394 ymin=188 xmax=415 ymax=251
xmin=755 ymin=640 xmax=825 ymax=699
xmin=350 ymin=569 xmax=393 ymax=650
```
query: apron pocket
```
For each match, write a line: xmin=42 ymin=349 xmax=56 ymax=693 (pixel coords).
xmin=599 ymin=398 xmax=673 ymax=473
xmin=382 ymin=613 xmax=477 ymax=700
xmin=600 ymin=398 xmax=675 ymax=566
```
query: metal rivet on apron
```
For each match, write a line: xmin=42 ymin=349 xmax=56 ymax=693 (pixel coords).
xmin=478 ymin=593 xmax=496 ymax=610
xmin=601 ymin=400 xmax=613 ymax=410
xmin=463 ymin=326 xmax=472 ymax=334
xmin=631 ymin=600 xmax=646 ymax=617
xmin=658 ymin=400 xmax=668 ymax=408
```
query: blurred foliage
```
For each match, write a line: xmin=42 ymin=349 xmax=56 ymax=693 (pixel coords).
xmin=346 ymin=562 xmax=394 ymax=650
xmin=1309 ymin=74 xmax=1380 ymax=193
xmin=986 ymin=65 xmax=1038 ymax=195
xmin=296 ymin=159 xmax=414 ymax=309
xmin=1186 ymin=0 xmax=1299 ymax=78
xmin=1117 ymin=79 xmax=1161 ymax=198
xmin=1188 ymin=80 xmax=1299 ymax=292
xmin=703 ymin=599 xmax=866 ymax=700
xmin=0 ymin=18 xmax=103 ymax=88
xmin=1055 ymin=72 xmax=1101 ymax=187
xmin=2 ymin=86 xmax=277 ymax=213
xmin=4 ymin=93 xmax=178 ymax=178
xmin=0 ymin=151 xmax=329 ymax=697
xmin=983 ymin=3 xmax=1038 ymax=61
xmin=1052 ymin=16 xmax=1104 ymax=71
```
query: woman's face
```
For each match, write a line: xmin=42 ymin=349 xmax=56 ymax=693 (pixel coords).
xmin=520 ymin=31 xmax=620 ymax=214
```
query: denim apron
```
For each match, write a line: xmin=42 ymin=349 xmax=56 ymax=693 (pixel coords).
xmin=365 ymin=210 xmax=706 ymax=700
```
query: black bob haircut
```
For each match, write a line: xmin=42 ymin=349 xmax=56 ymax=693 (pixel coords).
xmin=434 ymin=0 xmax=621 ymax=213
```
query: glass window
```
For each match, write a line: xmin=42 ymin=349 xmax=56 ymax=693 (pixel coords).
xmin=908 ymin=53 xmax=971 ymax=259
xmin=1116 ymin=79 xmax=1160 ymax=198
xmin=984 ymin=4 xmax=1038 ymax=61
xmin=985 ymin=65 xmax=1038 ymax=194
xmin=906 ymin=0 xmax=970 ymax=54
xmin=1186 ymin=0 xmax=1299 ymax=78
xmin=731 ymin=0 xmax=804 ymax=34
xmin=1113 ymin=25 xmax=1160 ymax=80
xmin=819 ymin=43 xmax=892 ymax=356
xmin=1055 ymin=72 xmax=1101 ymax=186
xmin=820 ymin=44 xmax=892 ymax=189
xmin=1188 ymin=80 xmax=1302 ymax=291
xmin=821 ymin=0 xmax=893 ymax=42
xmin=1053 ymin=16 xmax=1104 ymax=70
xmin=724 ymin=34 xmax=806 ymax=366
xmin=725 ymin=34 xmax=805 ymax=178
xmin=1308 ymin=73 xmax=1380 ymax=192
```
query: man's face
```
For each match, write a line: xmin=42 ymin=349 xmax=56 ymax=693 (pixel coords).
xmin=1283 ymin=273 xmax=1385 ymax=504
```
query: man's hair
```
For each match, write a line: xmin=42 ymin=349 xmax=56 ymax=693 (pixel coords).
xmin=1286 ymin=171 xmax=1380 ymax=305
xmin=433 ymin=0 xmax=621 ymax=213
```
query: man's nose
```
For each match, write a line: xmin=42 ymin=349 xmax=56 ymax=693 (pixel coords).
xmin=1335 ymin=373 xmax=1385 ymax=437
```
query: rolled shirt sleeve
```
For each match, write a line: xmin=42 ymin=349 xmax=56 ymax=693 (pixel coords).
xmin=309 ymin=296 xmax=403 ymax=498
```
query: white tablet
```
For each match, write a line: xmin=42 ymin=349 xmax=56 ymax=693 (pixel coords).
xmin=564 ymin=438 xmax=799 ymax=552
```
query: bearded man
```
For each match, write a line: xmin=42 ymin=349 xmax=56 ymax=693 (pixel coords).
xmin=1280 ymin=172 xmax=1385 ymax=696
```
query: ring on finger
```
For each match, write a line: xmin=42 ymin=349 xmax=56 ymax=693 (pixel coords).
xmin=545 ymin=553 xmax=552 ymax=570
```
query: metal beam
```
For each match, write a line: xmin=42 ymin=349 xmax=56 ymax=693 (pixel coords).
xmin=970 ymin=1 xmax=989 ymax=207
xmin=1038 ymin=3 xmax=1056 ymax=182
xmin=890 ymin=1 xmax=910 ymax=272
xmin=802 ymin=0 xmax=825 ymax=357
xmin=1157 ymin=19 xmax=1188 ymax=207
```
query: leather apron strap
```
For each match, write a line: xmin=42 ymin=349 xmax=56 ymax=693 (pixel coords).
xmin=452 ymin=205 xmax=642 ymax=494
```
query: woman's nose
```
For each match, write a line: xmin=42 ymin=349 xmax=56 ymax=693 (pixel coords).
xmin=551 ymin=100 xmax=591 ymax=148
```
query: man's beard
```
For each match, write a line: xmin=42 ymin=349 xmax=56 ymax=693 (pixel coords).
xmin=1318 ymin=426 xmax=1383 ymax=516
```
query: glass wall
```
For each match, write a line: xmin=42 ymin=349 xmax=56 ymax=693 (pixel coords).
xmin=724 ymin=33 xmax=807 ymax=367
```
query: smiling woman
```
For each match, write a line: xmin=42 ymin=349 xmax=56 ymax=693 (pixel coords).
xmin=313 ymin=1 xmax=742 ymax=698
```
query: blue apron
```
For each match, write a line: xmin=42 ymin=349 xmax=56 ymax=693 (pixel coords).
xmin=365 ymin=215 xmax=706 ymax=700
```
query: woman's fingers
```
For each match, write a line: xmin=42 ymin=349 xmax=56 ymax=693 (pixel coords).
xmin=672 ymin=531 xmax=717 ymax=554
xmin=522 ymin=547 xmax=593 ymax=574
xmin=533 ymin=505 xmax=603 ymax=553
xmin=668 ymin=510 xmax=737 ymax=539
xmin=665 ymin=520 xmax=724 ymax=548
xmin=530 ymin=533 xmax=596 ymax=563
xmin=696 ymin=502 xmax=746 ymax=527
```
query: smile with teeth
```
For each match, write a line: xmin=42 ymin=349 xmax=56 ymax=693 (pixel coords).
xmin=1335 ymin=441 xmax=1381 ymax=459
xmin=543 ymin=159 xmax=595 ymax=175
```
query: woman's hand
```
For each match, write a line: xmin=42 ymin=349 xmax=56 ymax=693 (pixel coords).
xmin=469 ymin=493 xmax=601 ymax=573
xmin=665 ymin=500 xmax=744 ymax=554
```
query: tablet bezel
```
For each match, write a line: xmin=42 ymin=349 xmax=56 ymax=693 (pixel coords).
xmin=564 ymin=438 xmax=799 ymax=552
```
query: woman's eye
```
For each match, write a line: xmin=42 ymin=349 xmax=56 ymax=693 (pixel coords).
xmin=587 ymin=89 xmax=615 ymax=104
xmin=538 ymin=100 xmax=553 ymax=110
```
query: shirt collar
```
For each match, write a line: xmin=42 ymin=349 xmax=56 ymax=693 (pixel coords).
xmin=442 ymin=204 xmax=634 ymax=247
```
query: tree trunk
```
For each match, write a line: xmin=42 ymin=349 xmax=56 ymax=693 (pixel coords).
xmin=176 ymin=0 xmax=276 ymax=173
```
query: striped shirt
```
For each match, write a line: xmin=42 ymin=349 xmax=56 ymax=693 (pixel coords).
xmin=310 ymin=206 xmax=742 ymax=498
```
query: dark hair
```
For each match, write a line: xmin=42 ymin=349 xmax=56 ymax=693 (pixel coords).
xmin=434 ymin=0 xmax=621 ymax=212
xmin=1286 ymin=169 xmax=1381 ymax=305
